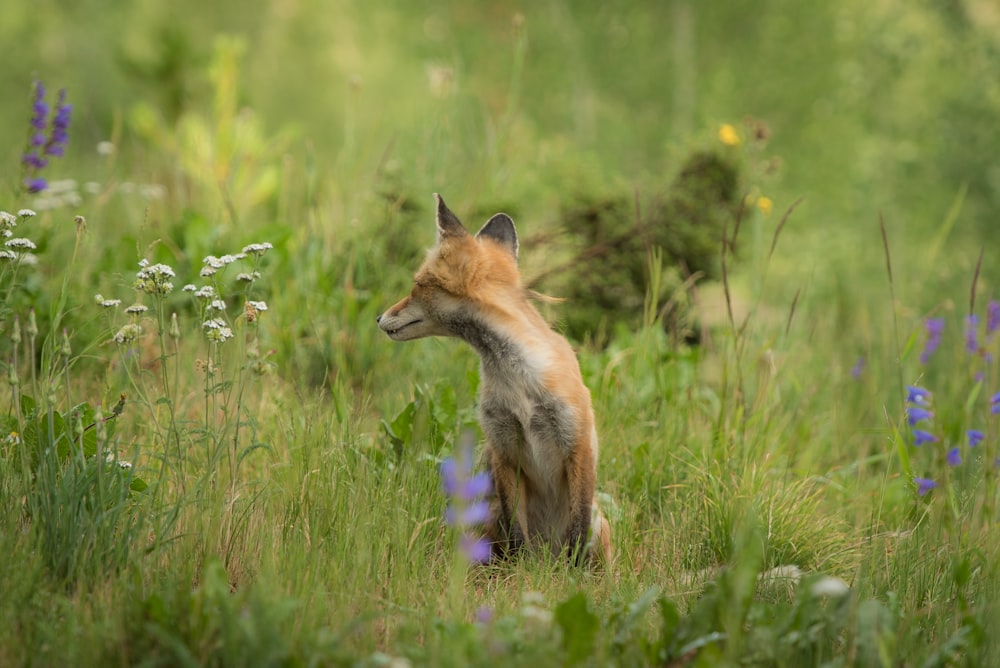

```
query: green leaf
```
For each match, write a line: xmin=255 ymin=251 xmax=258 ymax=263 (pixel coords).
xmin=554 ymin=591 xmax=599 ymax=666
xmin=614 ymin=586 xmax=659 ymax=647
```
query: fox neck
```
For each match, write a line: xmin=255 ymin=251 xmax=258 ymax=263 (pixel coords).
xmin=445 ymin=299 xmax=551 ymax=376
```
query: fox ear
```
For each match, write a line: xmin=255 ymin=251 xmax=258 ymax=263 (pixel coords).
xmin=476 ymin=213 xmax=518 ymax=260
xmin=435 ymin=193 xmax=468 ymax=242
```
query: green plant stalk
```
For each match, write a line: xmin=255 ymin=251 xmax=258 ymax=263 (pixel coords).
xmin=154 ymin=295 xmax=184 ymax=484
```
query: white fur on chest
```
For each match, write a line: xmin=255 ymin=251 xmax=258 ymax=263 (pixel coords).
xmin=477 ymin=342 xmax=576 ymax=502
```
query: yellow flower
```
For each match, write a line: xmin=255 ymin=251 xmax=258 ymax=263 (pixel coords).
xmin=757 ymin=196 xmax=773 ymax=216
xmin=718 ymin=123 xmax=741 ymax=146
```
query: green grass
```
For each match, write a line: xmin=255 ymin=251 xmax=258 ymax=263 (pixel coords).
xmin=2 ymin=2 xmax=1000 ymax=666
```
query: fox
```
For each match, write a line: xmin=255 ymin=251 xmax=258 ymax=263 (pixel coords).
xmin=377 ymin=194 xmax=612 ymax=565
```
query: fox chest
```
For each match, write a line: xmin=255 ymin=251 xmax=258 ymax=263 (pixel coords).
xmin=478 ymin=386 xmax=579 ymax=486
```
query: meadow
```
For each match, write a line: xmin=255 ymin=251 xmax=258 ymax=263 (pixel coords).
xmin=2 ymin=1 xmax=1000 ymax=665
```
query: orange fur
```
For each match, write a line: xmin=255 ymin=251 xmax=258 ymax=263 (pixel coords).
xmin=378 ymin=194 xmax=611 ymax=565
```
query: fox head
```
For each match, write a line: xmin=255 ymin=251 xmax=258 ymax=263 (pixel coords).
xmin=377 ymin=194 xmax=520 ymax=342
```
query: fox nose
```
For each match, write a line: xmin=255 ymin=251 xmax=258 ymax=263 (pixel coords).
xmin=376 ymin=314 xmax=382 ymax=324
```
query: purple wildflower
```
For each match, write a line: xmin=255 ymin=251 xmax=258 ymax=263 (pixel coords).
xmin=946 ymin=447 xmax=962 ymax=467
xmin=30 ymin=81 xmax=48 ymax=129
xmin=440 ymin=435 xmax=493 ymax=564
xmin=920 ymin=318 xmax=944 ymax=364
xmin=907 ymin=386 xmax=931 ymax=406
xmin=22 ymin=178 xmax=48 ymax=194
xmin=965 ymin=314 xmax=980 ymax=354
xmin=850 ymin=356 xmax=865 ymax=380
xmin=460 ymin=534 xmax=492 ymax=564
xmin=912 ymin=429 xmax=938 ymax=446
xmin=988 ymin=301 xmax=1000 ymax=335
xmin=968 ymin=429 xmax=985 ymax=447
xmin=44 ymin=88 xmax=72 ymax=158
xmin=906 ymin=406 xmax=933 ymax=426
xmin=475 ymin=606 xmax=493 ymax=625
xmin=914 ymin=477 xmax=938 ymax=496
xmin=21 ymin=80 xmax=71 ymax=194
xmin=991 ymin=392 xmax=1000 ymax=415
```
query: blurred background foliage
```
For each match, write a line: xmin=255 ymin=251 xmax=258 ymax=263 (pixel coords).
xmin=1 ymin=0 xmax=999 ymax=367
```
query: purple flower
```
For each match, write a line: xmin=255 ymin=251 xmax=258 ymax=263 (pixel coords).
xmin=907 ymin=386 xmax=931 ymax=406
xmin=920 ymin=318 xmax=945 ymax=364
xmin=912 ymin=429 xmax=938 ymax=446
xmin=460 ymin=534 xmax=492 ymax=564
xmin=440 ymin=435 xmax=494 ymax=564
xmin=20 ymin=81 xmax=71 ymax=195
xmin=440 ymin=458 xmax=458 ymax=496
xmin=22 ymin=177 xmax=47 ymax=194
xmin=44 ymin=89 xmax=71 ymax=157
xmin=946 ymin=447 xmax=962 ymax=467
xmin=915 ymin=477 xmax=938 ymax=496
xmin=21 ymin=152 xmax=47 ymax=169
xmin=906 ymin=406 xmax=933 ymax=426
xmin=446 ymin=500 xmax=491 ymax=528
xmin=475 ymin=606 xmax=493 ymax=625
xmin=989 ymin=392 xmax=1000 ymax=415
xmin=440 ymin=461 xmax=492 ymax=501
xmin=988 ymin=301 xmax=1000 ymax=335
xmin=966 ymin=314 xmax=980 ymax=354
xmin=30 ymin=81 xmax=47 ymax=129
xmin=851 ymin=356 xmax=865 ymax=380
xmin=968 ymin=429 xmax=985 ymax=447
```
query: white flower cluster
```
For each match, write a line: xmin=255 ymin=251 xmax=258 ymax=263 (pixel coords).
xmin=202 ymin=318 xmax=234 ymax=343
xmin=183 ymin=284 xmax=218 ymax=301
xmin=0 ymin=209 xmax=39 ymax=262
xmin=134 ymin=259 xmax=176 ymax=295
xmin=94 ymin=294 xmax=122 ymax=308
xmin=5 ymin=238 xmax=36 ymax=251
xmin=200 ymin=254 xmax=242 ymax=277
xmin=241 ymin=242 xmax=273 ymax=257
xmin=112 ymin=323 xmax=143 ymax=345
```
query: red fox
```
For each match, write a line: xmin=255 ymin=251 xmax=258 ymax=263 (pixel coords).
xmin=377 ymin=194 xmax=612 ymax=565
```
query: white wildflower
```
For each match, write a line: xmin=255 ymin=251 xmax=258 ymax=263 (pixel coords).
xmin=193 ymin=286 xmax=217 ymax=300
xmin=0 ymin=211 xmax=16 ymax=226
xmin=519 ymin=591 xmax=552 ymax=630
xmin=182 ymin=284 xmax=197 ymax=292
xmin=112 ymin=323 xmax=142 ymax=344
xmin=49 ymin=179 xmax=78 ymax=194
xmin=236 ymin=271 xmax=260 ymax=283
xmin=135 ymin=262 xmax=176 ymax=295
xmin=203 ymin=318 xmax=234 ymax=343
xmin=125 ymin=304 xmax=149 ymax=314
xmin=242 ymin=242 xmax=273 ymax=256
xmin=138 ymin=258 xmax=149 ymax=268
xmin=0 ymin=250 xmax=17 ymax=261
xmin=17 ymin=209 xmax=36 ymax=218
xmin=5 ymin=238 xmax=36 ymax=251
xmin=208 ymin=299 xmax=226 ymax=311
xmin=97 ymin=141 xmax=115 ymax=156
xmin=203 ymin=254 xmax=240 ymax=270
xmin=200 ymin=266 xmax=218 ymax=277
xmin=94 ymin=294 xmax=122 ymax=308
xmin=247 ymin=300 xmax=268 ymax=311
xmin=810 ymin=575 xmax=850 ymax=598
